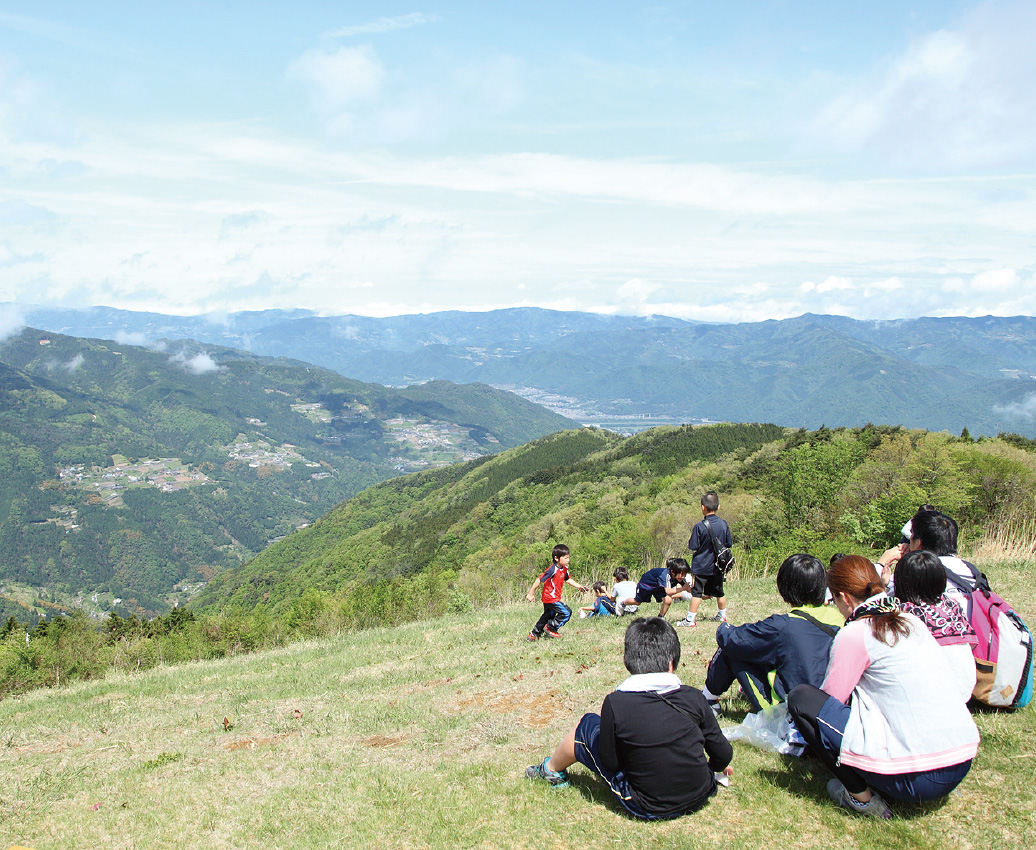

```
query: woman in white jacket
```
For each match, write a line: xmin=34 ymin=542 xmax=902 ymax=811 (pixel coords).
xmin=788 ymin=555 xmax=980 ymax=818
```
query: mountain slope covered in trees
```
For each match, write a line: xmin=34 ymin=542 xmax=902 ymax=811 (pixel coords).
xmin=195 ymin=421 xmax=1036 ymax=632
xmin=16 ymin=305 xmax=1036 ymax=436
xmin=0 ymin=328 xmax=573 ymax=619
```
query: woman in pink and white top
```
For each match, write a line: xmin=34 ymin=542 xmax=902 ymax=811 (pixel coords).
xmin=788 ymin=556 xmax=979 ymax=819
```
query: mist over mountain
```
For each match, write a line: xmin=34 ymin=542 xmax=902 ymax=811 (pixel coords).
xmin=12 ymin=305 xmax=1036 ymax=437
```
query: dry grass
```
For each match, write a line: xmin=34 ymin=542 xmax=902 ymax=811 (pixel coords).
xmin=967 ymin=519 xmax=1036 ymax=565
xmin=2 ymin=564 xmax=1035 ymax=850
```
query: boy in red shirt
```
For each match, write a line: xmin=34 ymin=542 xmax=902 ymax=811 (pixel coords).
xmin=526 ymin=544 xmax=588 ymax=640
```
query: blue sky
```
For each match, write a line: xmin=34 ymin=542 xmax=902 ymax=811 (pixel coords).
xmin=1 ymin=1 xmax=1034 ymax=324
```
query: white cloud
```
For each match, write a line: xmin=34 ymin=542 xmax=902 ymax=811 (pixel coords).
xmin=816 ymin=276 xmax=852 ymax=293
xmin=2 ymin=114 xmax=1034 ymax=322
xmin=325 ymin=13 xmax=437 ymax=39
xmin=0 ymin=304 xmax=25 ymax=340
xmin=287 ymin=45 xmax=384 ymax=115
xmin=114 ymin=330 xmax=149 ymax=346
xmin=169 ymin=351 xmax=221 ymax=375
xmin=62 ymin=352 xmax=84 ymax=371
xmin=972 ymin=268 xmax=1018 ymax=292
xmin=814 ymin=0 xmax=1036 ymax=169
xmin=994 ymin=393 xmax=1036 ymax=422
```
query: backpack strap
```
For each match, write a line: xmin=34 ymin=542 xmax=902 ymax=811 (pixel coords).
xmin=653 ymin=690 xmax=697 ymax=721
xmin=943 ymin=560 xmax=990 ymax=595
xmin=702 ymin=516 xmax=723 ymax=557
xmin=790 ymin=609 xmax=839 ymax=638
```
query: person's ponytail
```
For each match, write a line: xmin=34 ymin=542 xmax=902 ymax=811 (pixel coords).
xmin=829 ymin=556 xmax=910 ymax=646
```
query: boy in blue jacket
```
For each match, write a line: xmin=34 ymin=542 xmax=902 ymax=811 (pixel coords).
xmin=701 ymin=553 xmax=842 ymax=715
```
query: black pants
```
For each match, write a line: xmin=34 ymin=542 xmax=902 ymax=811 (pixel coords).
xmin=787 ymin=684 xmax=869 ymax=795
xmin=705 ymin=648 xmax=774 ymax=711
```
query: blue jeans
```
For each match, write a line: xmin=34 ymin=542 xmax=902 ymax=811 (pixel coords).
xmin=787 ymin=684 xmax=973 ymax=803
xmin=532 ymin=601 xmax=571 ymax=636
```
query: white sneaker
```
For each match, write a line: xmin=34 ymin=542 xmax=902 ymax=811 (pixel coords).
xmin=675 ymin=618 xmax=697 ymax=628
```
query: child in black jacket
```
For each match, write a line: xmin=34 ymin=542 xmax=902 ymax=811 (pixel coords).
xmin=526 ymin=617 xmax=733 ymax=819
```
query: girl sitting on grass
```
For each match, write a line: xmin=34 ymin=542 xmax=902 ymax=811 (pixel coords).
xmin=788 ymin=555 xmax=979 ymax=818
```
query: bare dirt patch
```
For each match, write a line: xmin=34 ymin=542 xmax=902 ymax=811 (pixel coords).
xmin=362 ymin=734 xmax=409 ymax=748
xmin=454 ymin=688 xmax=561 ymax=728
xmin=224 ymin=732 xmax=296 ymax=752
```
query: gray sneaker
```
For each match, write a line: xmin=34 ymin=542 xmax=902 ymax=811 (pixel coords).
xmin=710 ymin=613 xmax=728 ymax=623
xmin=827 ymin=778 xmax=893 ymax=819
xmin=526 ymin=757 xmax=570 ymax=788
xmin=675 ymin=618 xmax=697 ymax=628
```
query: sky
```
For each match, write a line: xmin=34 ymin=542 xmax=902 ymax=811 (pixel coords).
xmin=1 ymin=0 xmax=1035 ymax=324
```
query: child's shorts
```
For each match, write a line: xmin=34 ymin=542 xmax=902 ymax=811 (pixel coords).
xmin=634 ymin=585 xmax=667 ymax=604
xmin=572 ymin=714 xmax=674 ymax=821
xmin=691 ymin=573 xmax=724 ymax=599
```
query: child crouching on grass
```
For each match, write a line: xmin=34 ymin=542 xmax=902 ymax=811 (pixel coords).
xmin=526 ymin=617 xmax=734 ymax=820
xmin=526 ymin=544 xmax=588 ymax=640
xmin=579 ymin=581 xmax=616 ymax=618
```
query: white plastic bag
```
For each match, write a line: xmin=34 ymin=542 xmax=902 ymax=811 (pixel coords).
xmin=722 ymin=702 xmax=806 ymax=756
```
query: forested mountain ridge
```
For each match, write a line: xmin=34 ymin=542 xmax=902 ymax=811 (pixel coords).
xmin=15 ymin=304 xmax=1036 ymax=436
xmin=0 ymin=328 xmax=574 ymax=620
xmin=194 ymin=421 xmax=1036 ymax=632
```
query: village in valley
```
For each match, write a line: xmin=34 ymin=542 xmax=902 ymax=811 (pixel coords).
xmin=47 ymin=401 xmax=495 ymax=527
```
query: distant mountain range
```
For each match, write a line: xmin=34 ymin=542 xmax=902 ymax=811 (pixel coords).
xmin=11 ymin=304 xmax=1036 ymax=437
xmin=0 ymin=327 xmax=573 ymax=618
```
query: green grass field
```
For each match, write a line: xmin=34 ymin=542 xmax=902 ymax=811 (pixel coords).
xmin=3 ymin=560 xmax=1035 ymax=850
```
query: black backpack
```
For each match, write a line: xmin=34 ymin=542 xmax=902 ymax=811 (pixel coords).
xmin=703 ymin=516 xmax=735 ymax=575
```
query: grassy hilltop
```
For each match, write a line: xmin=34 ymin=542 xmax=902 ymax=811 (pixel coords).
xmin=3 ymin=556 xmax=1034 ymax=850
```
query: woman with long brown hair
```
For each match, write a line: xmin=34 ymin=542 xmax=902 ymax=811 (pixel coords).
xmin=788 ymin=555 xmax=979 ymax=818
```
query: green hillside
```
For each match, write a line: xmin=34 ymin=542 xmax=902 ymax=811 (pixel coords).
xmin=4 ymin=422 xmax=1036 ymax=699
xmin=0 ymin=329 xmax=574 ymax=618
xmin=195 ymin=421 xmax=1036 ymax=632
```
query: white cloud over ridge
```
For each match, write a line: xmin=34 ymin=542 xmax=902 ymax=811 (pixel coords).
xmin=994 ymin=393 xmax=1036 ymax=423
xmin=114 ymin=330 xmax=150 ymax=346
xmin=169 ymin=351 xmax=221 ymax=375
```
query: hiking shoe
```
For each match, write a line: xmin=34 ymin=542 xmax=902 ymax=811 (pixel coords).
xmin=675 ymin=618 xmax=697 ymax=628
xmin=827 ymin=779 xmax=893 ymax=819
xmin=544 ymin=627 xmax=562 ymax=639
xmin=526 ymin=757 xmax=570 ymax=787
xmin=527 ymin=632 xmax=539 ymax=642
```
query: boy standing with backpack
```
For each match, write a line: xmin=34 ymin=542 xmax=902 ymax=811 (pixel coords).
xmin=677 ymin=492 xmax=732 ymax=628
xmin=526 ymin=543 xmax=589 ymax=641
